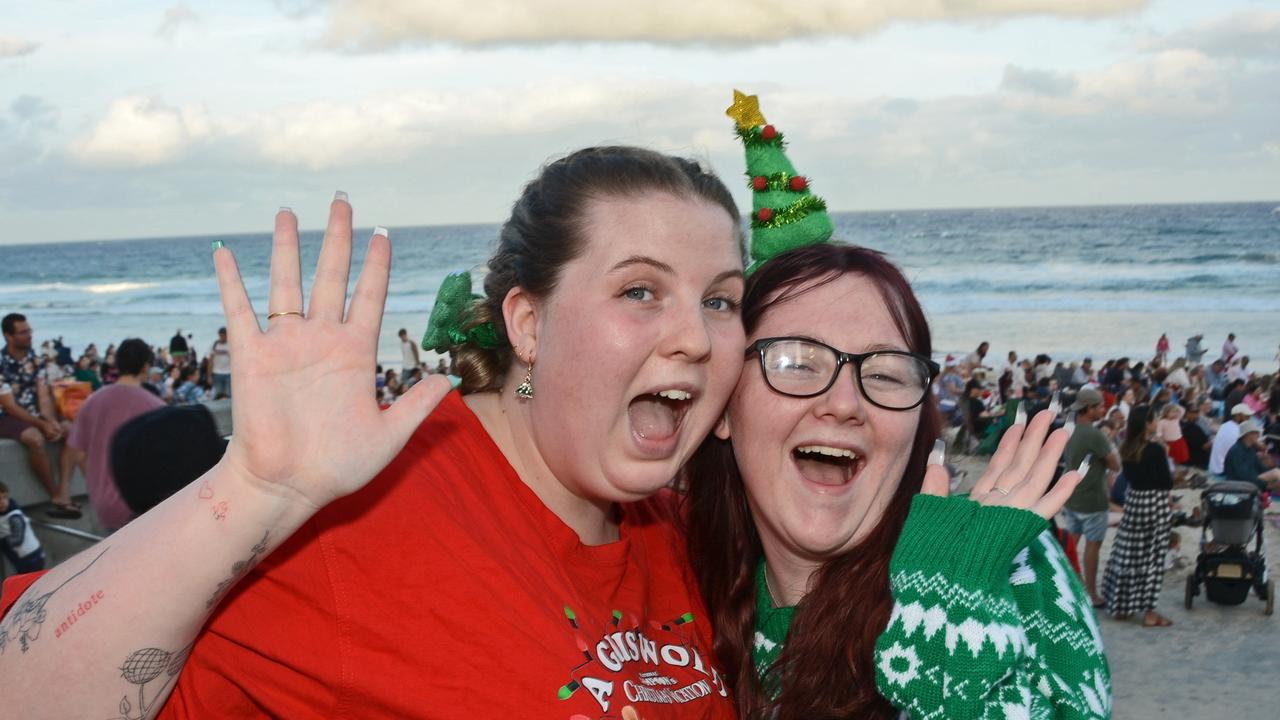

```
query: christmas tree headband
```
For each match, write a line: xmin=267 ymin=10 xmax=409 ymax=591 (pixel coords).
xmin=726 ymin=89 xmax=834 ymax=274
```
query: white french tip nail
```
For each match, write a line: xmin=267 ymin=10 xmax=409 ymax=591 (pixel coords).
xmin=928 ymin=439 xmax=945 ymax=466
xmin=1014 ymin=405 xmax=1028 ymax=426
xmin=278 ymin=206 xmax=292 ymax=214
xmin=334 ymin=190 xmax=348 ymax=202
xmin=1077 ymin=454 xmax=1092 ymax=477
xmin=373 ymin=225 xmax=389 ymax=238
xmin=1047 ymin=392 xmax=1062 ymax=415
xmin=1064 ymin=419 xmax=1077 ymax=435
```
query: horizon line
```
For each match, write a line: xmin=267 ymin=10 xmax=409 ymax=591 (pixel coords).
xmin=5 ymin=198 xmax=1277 ymax=249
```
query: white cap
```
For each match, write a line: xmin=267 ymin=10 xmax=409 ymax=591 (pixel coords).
xmin=1230 ymin=403 xmax=1252 ymax=417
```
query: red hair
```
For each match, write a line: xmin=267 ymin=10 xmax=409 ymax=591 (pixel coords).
xmin=683 ymin=243 xmax=941 ymax=719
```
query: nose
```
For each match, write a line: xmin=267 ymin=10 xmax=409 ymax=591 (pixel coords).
xmin=813 ymin=361 xmax=866 ymax=423
xmin=660 ymin=300 xmax=713 ymax=363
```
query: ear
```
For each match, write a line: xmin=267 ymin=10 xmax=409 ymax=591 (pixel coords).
xmin=502 ymin=285 xmax=539 ymax=363
xmin=713 ymin=407 xmax=732 ymax=440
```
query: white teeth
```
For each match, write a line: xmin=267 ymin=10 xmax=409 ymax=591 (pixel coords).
xmin=796 ymin=445 xmax=859 ymax=460
xmin=655 ymin=389 xmax=691 ymax=401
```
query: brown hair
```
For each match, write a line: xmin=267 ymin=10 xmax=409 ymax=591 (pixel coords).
xmin=1120 ymin=404 xmax=1152 ymax=463
xmin=451 ymin=146 xmax=741 ymax=393
xmin=683 ymin=243 xmax=941 ymax=719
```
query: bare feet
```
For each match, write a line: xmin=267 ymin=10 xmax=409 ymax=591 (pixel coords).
xmin=1142 ymin=611 xmax=1174 ymax=627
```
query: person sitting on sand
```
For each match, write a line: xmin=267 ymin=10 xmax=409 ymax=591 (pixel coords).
xmin=1223 ymin=421 xmax=1280 ymax=492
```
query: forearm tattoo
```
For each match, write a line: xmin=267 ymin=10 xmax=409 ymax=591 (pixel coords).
xmin=0 ymin=546 xmax=109 ymax=656
xmin=108 ymin=642 xmax=195 ymax=720
xmin=205 ymin=530 xmax=270 ymax=610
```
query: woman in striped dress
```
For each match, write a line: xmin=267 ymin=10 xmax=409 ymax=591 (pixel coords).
xmin=1102 ymin=404 xmax=1175 ymax=626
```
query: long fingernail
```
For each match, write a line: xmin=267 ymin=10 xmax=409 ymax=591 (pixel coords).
xmin=928 ymin=438 xmax=945 ymax=466
xmin=1014 ymin=405 xmax=1027 ymax=426
xmin=211 ymin=239 xmax=225 ymax=251
xmin=334 ymin=190 xmax=348 ymax=202
xmin=1064 ymin=418 xmax=1076 ymax=435
xmin=1048 ymin=392 xmax=1062 ymax=415
xmin=278 ymin=206 xmax=292 ymax=214
xmin=374 ymin=225 xmax=389 ymax=238
xmin=1077 ymin=453 xmax=1092 ymax=477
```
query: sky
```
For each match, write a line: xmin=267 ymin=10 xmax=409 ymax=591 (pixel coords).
xmin=2 ymin=0 xmax=1278 ymax=244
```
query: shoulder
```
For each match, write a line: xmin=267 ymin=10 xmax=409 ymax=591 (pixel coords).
xmin=393 ymin=391 xmax=505 ymax=479
xmin=1082 ymin=423 xmax=1109 ymax=447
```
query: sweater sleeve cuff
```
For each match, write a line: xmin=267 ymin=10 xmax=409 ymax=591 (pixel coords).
xmin=890 ymin=494 xmax=1049 ymax=590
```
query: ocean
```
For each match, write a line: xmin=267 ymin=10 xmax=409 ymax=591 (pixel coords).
xmin=2 ymin=202 xmax=1277 ymax=372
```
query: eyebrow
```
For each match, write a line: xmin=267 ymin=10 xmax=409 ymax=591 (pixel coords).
xmin=609 ymin=255 xmax=675 ymax=275
xmin=608 ymin=256 xmax=745 ymax=287
xmin=784 ymin=335 xmax=908 ymax=354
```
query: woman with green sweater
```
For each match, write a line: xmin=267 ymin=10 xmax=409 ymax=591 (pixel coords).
xmin=685 ymin=243 xmax=1111 ymax=719
xmin=684 ymin=95 xmax=1109 ymax=718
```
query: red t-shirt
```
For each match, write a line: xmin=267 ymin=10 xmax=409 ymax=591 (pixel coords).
xmin=2 ymin=392 xmax=734 ymax=719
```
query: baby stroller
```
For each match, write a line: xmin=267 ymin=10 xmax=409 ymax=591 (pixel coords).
xmin=1184 ymin=481 xmax=1273 ymax=615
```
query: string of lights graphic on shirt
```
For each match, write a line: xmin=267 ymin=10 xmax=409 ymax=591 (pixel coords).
xmin=555 ymin=604 xmax=701 ymax=719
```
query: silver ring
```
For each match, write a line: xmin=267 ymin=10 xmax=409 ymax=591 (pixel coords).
xmin=993 ymin=487 xmax=1011 ymax=496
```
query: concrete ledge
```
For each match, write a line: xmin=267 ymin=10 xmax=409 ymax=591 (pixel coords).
xmin=0 ymin=399 xmax=233 ymax=506
xmin=0 ymin=399 xmax=233 ymax=573
xmin=0 ymin=441 xmax=87 ymax=506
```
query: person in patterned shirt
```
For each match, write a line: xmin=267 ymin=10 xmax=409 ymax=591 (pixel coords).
xmin=0 ymin=313 xmax=80 ymax=519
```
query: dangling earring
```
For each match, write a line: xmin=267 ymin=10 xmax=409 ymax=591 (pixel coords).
xmin=515 ymin=356 xmax=534 ymax=400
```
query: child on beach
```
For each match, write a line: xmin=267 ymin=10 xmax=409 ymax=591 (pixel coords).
xmin=171 ymin=365 xmax=204 ymax=405
xmin=1156 ymin=403 xmax=1189 ymax=466
xmin=0 ymin=481 xmax=46 ymax=575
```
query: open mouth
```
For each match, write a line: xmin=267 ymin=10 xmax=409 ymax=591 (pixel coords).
xmin=792 ymin=445 xmax=862 ymax=487
xmin=628 ymin=389 xmax=693 ymax=446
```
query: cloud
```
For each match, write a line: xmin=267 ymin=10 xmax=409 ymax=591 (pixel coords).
xmin=0 ymin=36 xmax=39 ymax=58
xmin=12 ymin=96 xmax=57 ymax=126
xmin=1141 ymin=10 xmax=1280 ymax=60
xmin=314 ymin=0 xmax=1148 ymax=49
xmin=71 ymin=97 xmax=211 ymax=167
xmin=233 ymin=81 xmax=692 ymax=169
xmin=157 ymin=3 xmax=201 ymax=40
xmin=1000 ymin=65 xmax=1076 ymax=97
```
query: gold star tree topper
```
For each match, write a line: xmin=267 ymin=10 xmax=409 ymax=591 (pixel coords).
xmin=726 ymin=89 xmax=767 ymax=130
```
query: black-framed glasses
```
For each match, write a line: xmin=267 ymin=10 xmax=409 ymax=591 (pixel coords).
xmin=747 ymin=337 xmax=940 ymax=411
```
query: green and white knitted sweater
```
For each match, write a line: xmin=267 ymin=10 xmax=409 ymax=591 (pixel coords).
xmin=754 ymin=494 xmax=1112 ymax=719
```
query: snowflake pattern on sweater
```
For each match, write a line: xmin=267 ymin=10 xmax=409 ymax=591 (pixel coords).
xmin=874 ymin=495 xmax=1112 ymax=720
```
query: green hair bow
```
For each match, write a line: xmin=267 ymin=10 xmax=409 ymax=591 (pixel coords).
xmin=422 ymin=271 xmax=501 ymax=353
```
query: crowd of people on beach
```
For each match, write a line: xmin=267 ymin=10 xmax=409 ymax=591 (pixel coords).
xmin=1 ymin=312 xmax=458 ymax=536
xmin=933 ymin=332 xmax=1279 ymax=630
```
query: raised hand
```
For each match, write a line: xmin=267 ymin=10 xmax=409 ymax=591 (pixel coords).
xmin=211 ymin=195 xmax=452 ymax=510
xmin=922 ymin=407 xmax=1081 ymax=520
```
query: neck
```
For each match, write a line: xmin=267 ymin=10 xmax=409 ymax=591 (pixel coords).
xmin=465 ymin=389 xmax=619 ymax=546
xmin=115 ymin=373 xmax=146 ymax=386
xmin=5 ymin=345 xmax=28 ymax=360
xmin=760 ymin=544 xmax=818 ymax=607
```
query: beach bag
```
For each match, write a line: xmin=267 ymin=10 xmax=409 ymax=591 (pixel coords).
xmin=52 ymin=380 xmax=93 ymax=421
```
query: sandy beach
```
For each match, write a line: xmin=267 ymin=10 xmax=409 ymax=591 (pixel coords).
xmin=953 ymin=456 xmax=1280 ymax=720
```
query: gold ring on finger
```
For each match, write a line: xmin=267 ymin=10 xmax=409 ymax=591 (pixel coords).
xmin=267 ymin=310 xmax=305 ymax=320
xmin=993 ymin=487 xmax=1011 ymax=496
